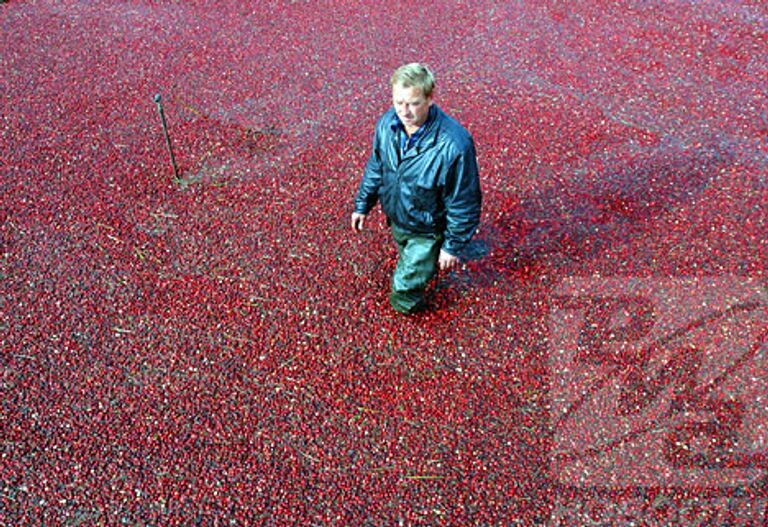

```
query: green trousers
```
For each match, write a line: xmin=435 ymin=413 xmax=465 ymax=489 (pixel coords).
xmin=389 ymin=224 xmax=443 ymax=314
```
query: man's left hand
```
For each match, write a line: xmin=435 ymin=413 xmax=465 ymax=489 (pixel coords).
xmin=438 ymin=250 xmax=459 ymax=271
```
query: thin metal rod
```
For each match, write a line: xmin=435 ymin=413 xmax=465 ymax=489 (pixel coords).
xmin=154 ymin=93 xmax=179 ymax=180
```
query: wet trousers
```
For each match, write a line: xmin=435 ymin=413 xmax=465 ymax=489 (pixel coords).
xmin=389 ymin=224 xmax=443 ymax=314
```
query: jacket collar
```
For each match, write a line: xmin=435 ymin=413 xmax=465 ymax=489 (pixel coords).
xmin=390 ymin=105 xmax=440 ymax=155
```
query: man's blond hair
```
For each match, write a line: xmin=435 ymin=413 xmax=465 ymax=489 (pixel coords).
xmin=390 ymin=63 xmax=435 ymax=97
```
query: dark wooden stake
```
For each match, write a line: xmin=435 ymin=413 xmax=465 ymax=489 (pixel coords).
xmin=154 ymin=93 xmax=179 ymax=180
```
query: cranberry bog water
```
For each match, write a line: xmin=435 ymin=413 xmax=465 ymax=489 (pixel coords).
xmin=2 ymin=1 xmax=767 ymax=525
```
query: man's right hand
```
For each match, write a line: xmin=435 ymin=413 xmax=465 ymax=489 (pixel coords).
xmin=351 ymin=213 xmax=367 ymax=232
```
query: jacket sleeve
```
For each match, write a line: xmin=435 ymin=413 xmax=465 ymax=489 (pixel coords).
xmin=441 ymin=138 xmax=482 ymax=256
xmin=354 ymin=124 xmax=384 ymax=215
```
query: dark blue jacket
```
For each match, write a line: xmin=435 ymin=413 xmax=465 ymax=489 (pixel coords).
xmin=354 ymin=105 xmax=482 ymax=256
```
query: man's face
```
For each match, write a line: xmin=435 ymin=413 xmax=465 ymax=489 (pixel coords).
xmin=392 ymin=83 xmax=433 ymax=131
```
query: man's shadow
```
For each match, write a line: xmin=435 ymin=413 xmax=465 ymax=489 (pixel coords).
xmin=454 ymin=141 xmax=733 ymax=289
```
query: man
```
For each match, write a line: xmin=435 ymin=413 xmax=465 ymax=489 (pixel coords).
xmin=351 ymin=63 xmax=482 ymax=314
